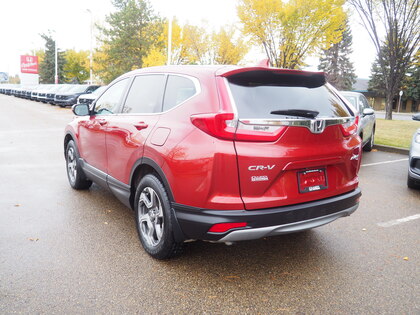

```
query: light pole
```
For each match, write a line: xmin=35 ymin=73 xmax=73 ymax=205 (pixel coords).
xmin=397 ymin=90 xmax=403 ymax=113
xmin=54 ymin=37 xmax=58 ymax=84
xmin=167 ymin=16 xmax=173 ymax=66
xmin=86 ymin=9 xmax=93 ymax=84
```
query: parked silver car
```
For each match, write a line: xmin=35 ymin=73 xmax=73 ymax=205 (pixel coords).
xmin=408 ymin=129 xmax=420 ymax=189
xmin=340 ymin=91 xmax=376 ymax=151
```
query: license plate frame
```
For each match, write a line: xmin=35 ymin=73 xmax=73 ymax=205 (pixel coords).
xmin=297 ymin=168 xmax=328 ymax=193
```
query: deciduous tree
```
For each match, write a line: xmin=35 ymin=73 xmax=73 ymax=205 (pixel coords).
xmin=237 ymin=0 xmax=346 ymax=69
xmin=64 ymin=50 xmax=90 ymax=83
xmin=212 ymin=26 xmax=248 ymax=65
xmin=349 ymin=0 xmax=420 ymax=119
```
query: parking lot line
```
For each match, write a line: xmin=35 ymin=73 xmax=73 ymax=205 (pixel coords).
xmin=377 ymin=214 xmax=420 ymax=228
xmin=361 ymin=158 xmax=408 ymax=167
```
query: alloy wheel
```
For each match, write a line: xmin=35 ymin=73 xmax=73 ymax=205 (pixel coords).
xmin=138 ymin=187 xmax=164 ymax=247
xmin=67 ymin=147 xmax=77 ymax=183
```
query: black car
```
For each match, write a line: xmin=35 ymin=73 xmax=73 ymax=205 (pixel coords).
xmin=46 ymin=85 xmax=74 ymax=104
xmin=54 ymin=85 xmax=100 ymax=107
xmin=413 ymin=113 xmax=420 ymax=121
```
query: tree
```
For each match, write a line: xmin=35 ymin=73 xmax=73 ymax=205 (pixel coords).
xmin=142 ymin=20 xmax=248 ymax=67
xmin=403 ymin=51 xmax=420 ymax=111
xmin=237 ymin=0 xmax=346 ymax=69
xmin=64 ymin=50 xmax=90 ymax=83
xmin=38 ymin=33 xmax=66 ymax=84
xmin=183 ymin=24 xmax=212 ymax=64
xmin=368 ymin=46 xmax=388 ymax=97
xmin=97 ymin=0 xmax=160 ymax=83
xmin=212 ymin=26 xmax=249 ymax=65
xmin=318 ymin=20 xmax=357 ymax=90
xmin=349 ymin=0 xmax=420 ymax=119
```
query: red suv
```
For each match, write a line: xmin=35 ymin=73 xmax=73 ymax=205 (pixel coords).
xmin=65 ymin=65 xmax=362 ymax=259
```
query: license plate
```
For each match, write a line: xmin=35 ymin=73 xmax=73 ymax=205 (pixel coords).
xmin=297 ymin=168 xmax=328 ymax=193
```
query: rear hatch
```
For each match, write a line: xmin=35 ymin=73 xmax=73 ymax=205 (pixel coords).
xmin=222 ymin=69 xmax=361 ymax=210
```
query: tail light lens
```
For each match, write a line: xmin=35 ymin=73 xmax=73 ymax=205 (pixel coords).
xmin=340 ymin=116 xmax=359 ymax=137
xmin=190 ymin=113 xmax=286 ymax=142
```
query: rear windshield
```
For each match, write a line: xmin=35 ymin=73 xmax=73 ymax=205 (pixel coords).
xmin=227 ymin=71 xmax=351 ymax=119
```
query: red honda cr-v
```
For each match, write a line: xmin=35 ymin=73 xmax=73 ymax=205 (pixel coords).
xmin=65 ymin=65 xmax=362 ymax=259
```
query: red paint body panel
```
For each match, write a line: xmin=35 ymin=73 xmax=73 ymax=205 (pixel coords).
xmin=77 ymin=116 xmax=108 ymax=172
xmin=234 ymin=125 xmax=361 ymax=210
xmin=105 ymin=114 xmax=159 ymax=184
xmin=65 ymin=65 xmax=361 ymax=213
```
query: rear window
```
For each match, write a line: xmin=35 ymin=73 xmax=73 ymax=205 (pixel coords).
xmin=227 ymin=71 xmax=351 ymax=119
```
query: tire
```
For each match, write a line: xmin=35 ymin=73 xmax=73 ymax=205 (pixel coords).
xmin=134 ymin=174 xmax=183 ymax=259
xmin=407 ymin=174 xmax=420 ymax=189
xmin=65 ymin=140 xmax=92 ymax=190
xmin=363 ymin=130 xmax=375 ymax=152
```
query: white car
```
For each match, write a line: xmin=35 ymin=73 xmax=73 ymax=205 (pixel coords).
xmin=340 ymin=91 xmax=376 ymax=151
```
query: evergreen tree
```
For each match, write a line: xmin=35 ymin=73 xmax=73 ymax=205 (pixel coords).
xmin=38 ymin=33 xmax=66 ymax=84
xmin=368 ymin=45 xmax=392 ymax=97
xmin=318 ymin=20 xmax=356 ymax=90
xmin=97 ymin=0 xmax=160 ymax=83
xmin=403 ymin=50 xmax=420 ymax=111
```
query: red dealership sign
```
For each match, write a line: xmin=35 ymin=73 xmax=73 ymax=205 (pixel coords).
xmin=20 ymin=55 xmax=39 ymax=74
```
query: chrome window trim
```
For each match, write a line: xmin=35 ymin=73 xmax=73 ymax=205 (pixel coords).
xmin=117 ymin=73 xmax=201 ymax=116
xmin=238 ymin=117 xmax=353 ymax=134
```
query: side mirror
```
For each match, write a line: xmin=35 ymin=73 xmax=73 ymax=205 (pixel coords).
xmin=72 ymin=103 xmax=90 ymax=116
xmin=363 ymin=108 xmax=374 ymax=116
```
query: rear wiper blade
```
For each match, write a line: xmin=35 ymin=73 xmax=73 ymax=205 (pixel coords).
xmin=270 ymin=109 xmax=319 ymax=119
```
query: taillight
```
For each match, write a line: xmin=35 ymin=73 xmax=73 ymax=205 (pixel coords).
xmin=208 ymin=222 xmax=247 ymax=233
xmin=192 ymin=76 xmax=287 ymax=142
xmin=190 ymin=113 xmax=286 ymax=142
xmin=190 ymin=112 xmax=237 ymax=140
xmin=340 ymin=116 xmax=359 ymax=137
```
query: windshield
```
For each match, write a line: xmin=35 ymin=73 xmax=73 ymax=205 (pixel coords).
xmin=69 ymin=85 xmax=88 ymax=93
xmin=92 ymin=86 xmax=107 ymax=96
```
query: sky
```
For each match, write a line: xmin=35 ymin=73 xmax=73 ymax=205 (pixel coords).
xmin=0 ymin=0 xmax=376 ymax=79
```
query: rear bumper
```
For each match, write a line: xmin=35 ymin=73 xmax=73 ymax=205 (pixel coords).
xmin=172 ymin=188 xmax=361 ymax=242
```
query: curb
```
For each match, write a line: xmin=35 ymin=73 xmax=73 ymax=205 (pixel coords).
xmin=373 ymin=144 xmax=409 ymax=155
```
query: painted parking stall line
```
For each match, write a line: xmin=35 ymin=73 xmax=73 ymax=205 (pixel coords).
xmin=377 ymin=214 xmax=420 ymax=228
xmin=361 ymin=158 xmax=408 ymax=167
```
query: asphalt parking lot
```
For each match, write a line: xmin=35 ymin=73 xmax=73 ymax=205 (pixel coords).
xmin=0 ymin=94 xmax=419 ymax=314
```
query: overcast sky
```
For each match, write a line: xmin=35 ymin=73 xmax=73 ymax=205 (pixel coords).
xmin=0 ymin=0 xmax=376 ymax=79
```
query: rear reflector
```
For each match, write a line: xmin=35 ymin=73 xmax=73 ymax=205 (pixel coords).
xmin=208 ymin=222 xmax=247 ymax=233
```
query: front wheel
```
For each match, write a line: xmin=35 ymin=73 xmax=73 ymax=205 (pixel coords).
xmin=65 ymin=140 xmax=92 ymax=190
xmin=134 ymin=174 xmax=183 ymax=259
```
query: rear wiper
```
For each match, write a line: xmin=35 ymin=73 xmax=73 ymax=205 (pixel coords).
xmin=270 ymin=109 xmax=319 ymax=119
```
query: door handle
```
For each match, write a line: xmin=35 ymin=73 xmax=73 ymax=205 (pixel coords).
xmin=134 ymin=122 xmax=148 ymax=130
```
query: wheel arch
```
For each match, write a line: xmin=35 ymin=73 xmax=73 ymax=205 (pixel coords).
xmin=64 ymin=131 xmax=77 ymax=157
xmin=129 ymin=157 xmax=175 ymax=209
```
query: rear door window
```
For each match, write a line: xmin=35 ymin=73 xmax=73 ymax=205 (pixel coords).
xmin=122 ymin=75 xmax=166 ymax=114
xmin=227 ymin=71 xmax=351 ymax=119
xmin=163 ymin=75 xmax=197 ymax=112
